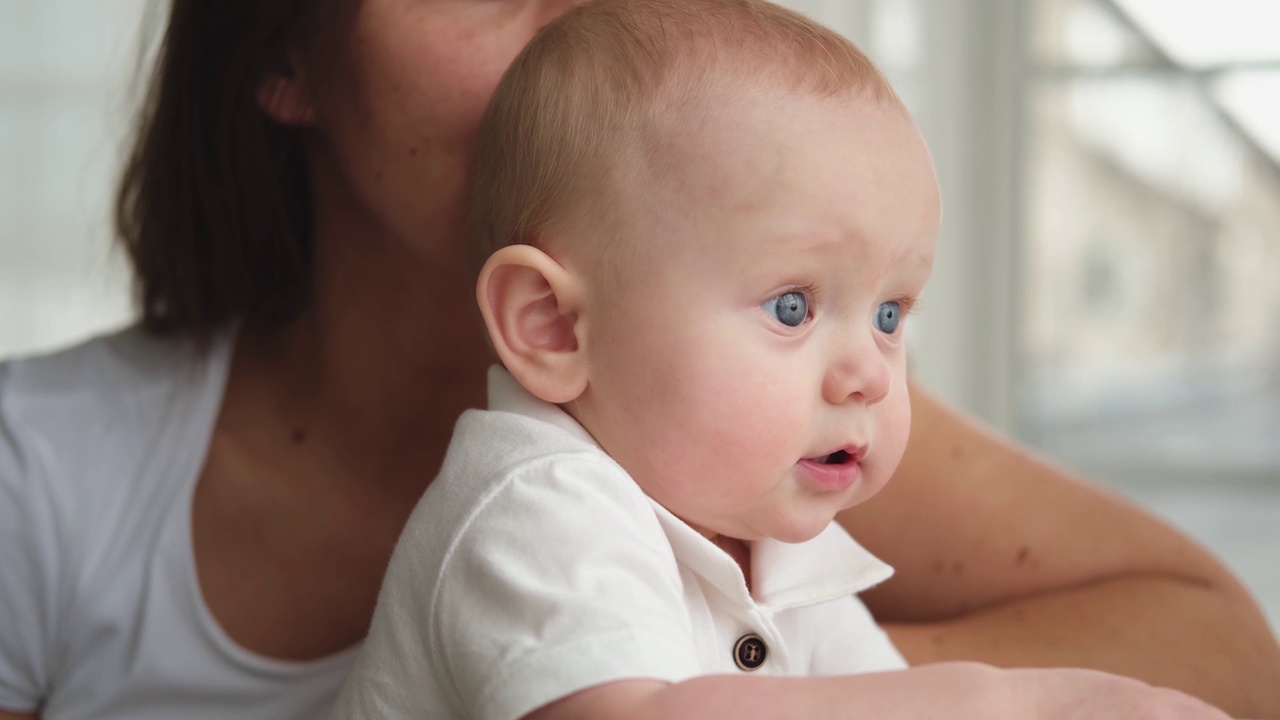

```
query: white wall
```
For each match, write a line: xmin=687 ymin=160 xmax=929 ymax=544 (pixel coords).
xmin=0 ymin=0 xmax=151 ymax=358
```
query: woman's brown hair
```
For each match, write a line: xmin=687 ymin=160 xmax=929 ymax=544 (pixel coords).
xmin=115 ymin=0 xmax=352 ymax=342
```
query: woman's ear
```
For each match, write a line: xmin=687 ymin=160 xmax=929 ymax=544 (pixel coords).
xmin=256 ymin=60 xmax=317 ymax=125
xmin=476 ymin=245 xmax=589 ymax=404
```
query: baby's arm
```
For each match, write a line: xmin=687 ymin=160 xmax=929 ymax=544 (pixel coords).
xmin=523 ymin=664 xmax=1232 ymax=720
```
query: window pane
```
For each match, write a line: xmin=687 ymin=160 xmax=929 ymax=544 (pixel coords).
xmin=1022 ymin=75 xmax=1280 ymax=480
xmin=1113 ymin=0 xmax=1280 ymax=67
xmin=1031 ymin=0 xmax=1164 ymax=68
xmin=1215 ymin=71 xmax=1280 ymax=165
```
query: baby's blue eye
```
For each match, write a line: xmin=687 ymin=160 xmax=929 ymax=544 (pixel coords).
xmin=875 ymin=301 xmax=902 ymax=334
xmin=764 ymin=291 xmax=809 ymax=327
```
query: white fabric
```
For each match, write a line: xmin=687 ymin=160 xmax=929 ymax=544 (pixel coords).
xmin=0 ymin=327 xmax=357 ymax=720
xmin=332 ymin=366 xmax=905 ymax=720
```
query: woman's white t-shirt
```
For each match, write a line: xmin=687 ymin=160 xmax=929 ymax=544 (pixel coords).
xmin=0 ymin=327 xmax=357 ymax=719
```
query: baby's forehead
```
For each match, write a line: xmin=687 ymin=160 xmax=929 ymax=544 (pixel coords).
xmin=632 ymin=84 xmax=895 ymax=200
xmin=574 ymin=85 xmax=936 ymax=263
xmin=469 ymin=0 xmax=910 ymax=275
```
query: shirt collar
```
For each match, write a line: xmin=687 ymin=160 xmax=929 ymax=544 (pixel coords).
xmin=647 ymin=500 xmax=893 ymax=611
xmin=485 ymin=365 xmax=895 ymax=611
xmin=750 ymin=524 xmax=893 ymax=611
xmin=487 ymin=365 xmax=599 ymax=448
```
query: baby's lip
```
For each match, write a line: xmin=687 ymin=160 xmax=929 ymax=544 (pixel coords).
xmin=802 ymin=444 xmax=867 ymax=466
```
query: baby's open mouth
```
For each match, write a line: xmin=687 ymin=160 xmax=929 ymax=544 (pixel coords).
xmin=798 ymin=447 xmax=865 ymax=490
xmin=819 ymin=449 xmax=853 ymax=465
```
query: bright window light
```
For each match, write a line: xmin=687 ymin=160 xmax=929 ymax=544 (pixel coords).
xmin=1113 ymin=0 xmax=1280 ymax=66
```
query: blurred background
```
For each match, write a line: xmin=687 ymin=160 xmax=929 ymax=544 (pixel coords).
xmin=1 ymin=1 xmax=1277 ymax=631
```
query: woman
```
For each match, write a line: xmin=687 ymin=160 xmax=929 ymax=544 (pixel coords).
xmin=1 ymin=0 xmax=1277 ymax=718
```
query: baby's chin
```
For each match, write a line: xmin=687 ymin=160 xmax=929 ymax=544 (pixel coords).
xmin=738 ymin=513 xmax=842 ymax=545
xmin=698 ymin=494 xmax=871 ymax=545
xmin=772 ymin=520 xmax=837 ymax=545
xmin=766 ymin=487 xmax=889 ymax=544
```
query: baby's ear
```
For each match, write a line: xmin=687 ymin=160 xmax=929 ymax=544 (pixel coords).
xmin=476 ymin=245 xmax=589 ymax=404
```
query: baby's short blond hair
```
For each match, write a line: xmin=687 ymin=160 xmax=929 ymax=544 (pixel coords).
xmin=467 ymin=0 xmax=897 ymax=274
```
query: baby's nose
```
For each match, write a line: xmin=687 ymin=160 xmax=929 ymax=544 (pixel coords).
xmin=822 ymin=339 xmax=891 ymax=406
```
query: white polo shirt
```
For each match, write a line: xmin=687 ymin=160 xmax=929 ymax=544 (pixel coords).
xmin=331 ymin=367 xmax=906 ymax=720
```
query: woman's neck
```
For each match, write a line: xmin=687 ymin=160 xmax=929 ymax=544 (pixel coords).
xmin=229 ymin=194 xmax=492 ymax=491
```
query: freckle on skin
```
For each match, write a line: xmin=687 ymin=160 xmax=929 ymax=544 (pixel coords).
xmin=409 ymin=146 xmax=418 ymax=156
xmin=292 ymin=429 xmax=306 ymax=445
xmin=951 ymin=560 xmax=964 ymax=575
xmin=932 ymin=560 xmax=946 ymax=574
xmin=1016 ymin=545 xmax=1030 ymax=566
xmin=931 ymin=632 xmax=946 ymax=645
xmin=950 ymin=445 xmax=963 ymax=460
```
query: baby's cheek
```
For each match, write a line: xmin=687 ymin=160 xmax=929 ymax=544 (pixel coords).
xmin=875 ymin=387 xmax=914 ymax=473
xmin=666 ymin=375 xmax=783 ymax=474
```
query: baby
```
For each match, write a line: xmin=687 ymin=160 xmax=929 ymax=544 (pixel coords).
xmin=333 ymin=0 xmax=940 ymax=717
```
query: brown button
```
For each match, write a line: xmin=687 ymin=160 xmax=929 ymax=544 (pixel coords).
xmin=733 ymin=633 xmax=767 ymax=671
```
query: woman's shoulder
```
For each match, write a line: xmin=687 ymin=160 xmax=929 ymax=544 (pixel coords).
xmin=0 ymin=324 xmax=232 ymax=503
xmin=2 ymin=324 xmax=215 ymax=399
xmin=0 ymin=325 xmax=263 ymax=718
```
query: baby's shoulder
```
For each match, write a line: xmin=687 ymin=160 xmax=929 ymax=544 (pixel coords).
xmin=433 ymin=407 xmax=652 ymax=521
xmin=395 ymin=408 xmax=669 ymax=583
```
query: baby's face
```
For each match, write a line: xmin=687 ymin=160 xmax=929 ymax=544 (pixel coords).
xmin=569 ymin=88 xmax=940 ymax=543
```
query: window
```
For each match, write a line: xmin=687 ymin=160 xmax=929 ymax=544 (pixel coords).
xmin=1023 ymin=0 xmax=1280 ymax=630
xmin=1023 ymin=0 xmax=1280 ymax=485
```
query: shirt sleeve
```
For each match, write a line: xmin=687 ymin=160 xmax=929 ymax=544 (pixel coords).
xmin=0 ymin=363 xmax=62 ymax=713
xmin=433 ymin=455 xmax=702 ymax=720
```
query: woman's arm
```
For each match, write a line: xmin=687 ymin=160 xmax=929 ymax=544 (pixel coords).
xmin=838 ymin=380 xmax=1280 ymax=718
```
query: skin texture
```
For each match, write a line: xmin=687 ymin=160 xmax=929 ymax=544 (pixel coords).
xmin=6 ymin=1 xmax=1271 ymax=719
xmin=522 ymin=664 xmax=1234 ymax=720
xmin=545 ymin=91 xmax=937 ymax=547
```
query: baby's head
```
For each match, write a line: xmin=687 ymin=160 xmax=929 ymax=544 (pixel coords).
xmin=471 ymin=0 xmax=941 ymax=544
xmin=469 ymin=0 xmax=899 ymax=274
